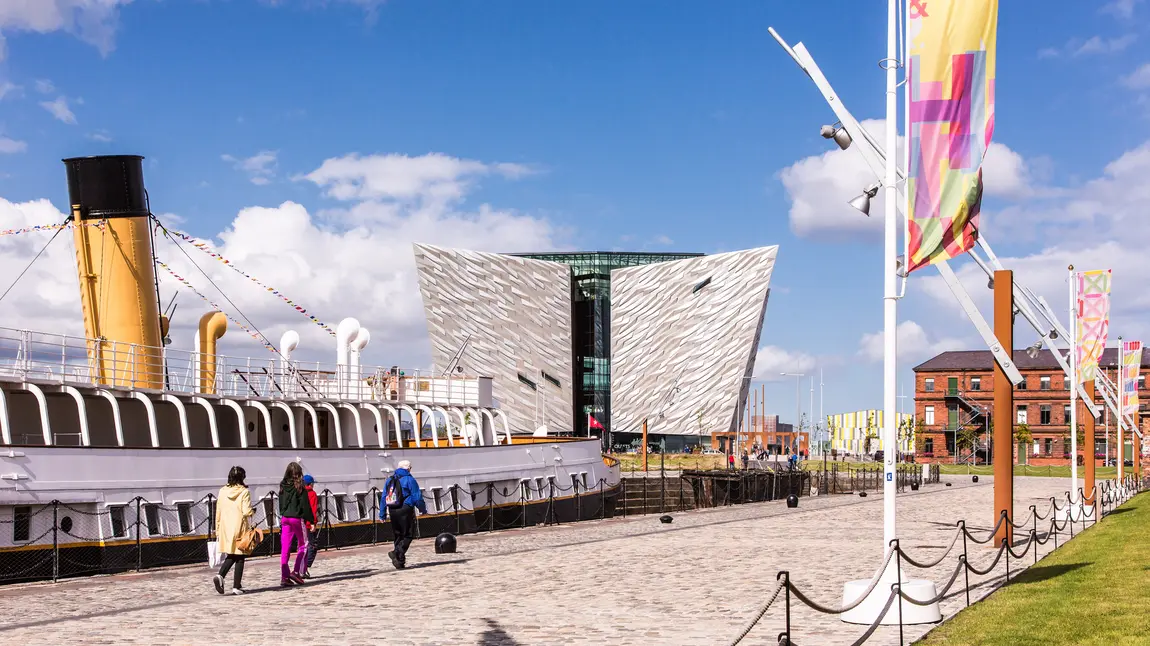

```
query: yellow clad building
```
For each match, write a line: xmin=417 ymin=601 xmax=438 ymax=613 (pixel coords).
xmin=826 ymin=409 xmax=914 ymax=457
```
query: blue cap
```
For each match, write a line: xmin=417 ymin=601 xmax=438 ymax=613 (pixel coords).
xmin=303 ymin=474 xmax=314 ymax=485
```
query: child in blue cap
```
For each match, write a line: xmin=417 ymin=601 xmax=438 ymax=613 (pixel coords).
xmin=302 ymin=474 xmax=320 ymax=577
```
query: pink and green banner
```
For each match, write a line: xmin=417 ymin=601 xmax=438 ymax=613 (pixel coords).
xmin=905 ymin=0 xmax=998 ymax=274
xmin=1076 ymin=269 xmax=1111 ymax=384
xmin=1122 ymin=340 xmax=1141 ymax=411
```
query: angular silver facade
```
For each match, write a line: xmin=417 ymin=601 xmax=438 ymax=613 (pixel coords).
xmin=610 ymin=247 xmax=777 ymax=437
xmin=413 ymin=244 xmax=573 ymax=435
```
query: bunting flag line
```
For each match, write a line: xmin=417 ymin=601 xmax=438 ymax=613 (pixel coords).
xmin=1076 ymin=269 xmax=1111 ymax=384
xmin=0 ymin=220 xmax=106 ymax=238
xmin=1122 ymin=340 xmax=1142 ymax=412
xmin=905 ymin=0 xmax=998 ymax=273
xmin=155 ymin=224 xmax=336 ymax=337
xmin=156 ymin=259 xmax=279 ymax=353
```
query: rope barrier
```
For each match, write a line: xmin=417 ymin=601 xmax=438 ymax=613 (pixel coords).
xmin=728 ymin=579 xmax=786 ymax=646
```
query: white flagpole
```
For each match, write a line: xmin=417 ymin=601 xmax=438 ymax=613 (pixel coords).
xmin=881 ymin=0 xmax=899 ymax=574
xmin=1069 ymin=265 xmax=1078 ymax=500
xmin=1118 ymin=340 xmax=1125 ymax=482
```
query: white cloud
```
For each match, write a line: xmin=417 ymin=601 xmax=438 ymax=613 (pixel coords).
xmin=0 ymin=152 xmax=564 ymax=368
xmin=752 ymin=346 xmax=818 ymax=380
xmin=33 ymin=79 xmax=54 ymax=94
xmin=86 ymin=130 xmax=112 ymax=143
xmin=1101 ymin=0 xmax=1142 ymax=19
xmin=0 ymin=0 xmax=135 ymax=60
xmin=858 ymin=320 xmax=966 ymax=364
xmin=1040 ymin=35 xmax=1137 ymax=58
xmin=779 ymin=119 xmax=1033 ymax=239
xmin=653 ymin=234 xmax=673 ymax=246
xmin=301 ymin=152 xmax=533 ymax=204
xmin=39 ymin=96 xmax=76 ymax=124
xmin=0 ymin=136 xmax=27 ymax=153
xmin=0 ymin=81 xmax=21 ymax=101
xmin=1122 ymin=63 xmax=1150 ymax=91
xmin=222 ymin=151 xmax=278 ymax=185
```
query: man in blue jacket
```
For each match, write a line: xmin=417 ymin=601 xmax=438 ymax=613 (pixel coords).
xmin=380 ymin=459 xmax=427 ymax=569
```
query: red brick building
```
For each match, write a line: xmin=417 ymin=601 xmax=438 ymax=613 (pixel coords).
xmin=713 ymin=414 xmax=807 ymax=456
xmin=913 ymin=348 xmax=1149 ymax=465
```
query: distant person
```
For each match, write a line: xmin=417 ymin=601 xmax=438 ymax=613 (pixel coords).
xmin=727 ymin=453 xmax=735 ymax=470
xmin=381 ymin=459 xmax=427 ymax=570
xmin=303 ymin=474 xmax=320 ymax=578
xmin=278 ymin=462 xmax=315 ymax=586
xmin=741 ymin=451 xmax=749 ymax=470
xmin=213 ymin=466 xmax=254 ymax=595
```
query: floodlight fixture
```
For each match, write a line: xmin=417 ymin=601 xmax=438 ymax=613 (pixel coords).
xmin=820 ymin=122 xmax=852 ymax=150
xmin=895 ymin=254 xmax=908 ymax=278
xmin=1026 ymin=341 xmax=1043 ymax=359
xmin=848 ymin=183 xmax=880 ymax=216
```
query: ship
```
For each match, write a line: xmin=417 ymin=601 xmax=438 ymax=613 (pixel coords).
xmin=0 ymin=155 xmax=620 ymax=583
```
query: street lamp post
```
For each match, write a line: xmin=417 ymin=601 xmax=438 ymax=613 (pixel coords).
xmin=782 ymin=372 xmax=805 ymax=457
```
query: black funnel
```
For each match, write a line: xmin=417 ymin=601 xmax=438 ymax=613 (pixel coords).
xmin=62 ymin=155 xmax=149 ymax=220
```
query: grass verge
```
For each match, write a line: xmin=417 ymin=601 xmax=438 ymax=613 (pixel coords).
xmin=919 ymin=491 xmax=1150 ymax=646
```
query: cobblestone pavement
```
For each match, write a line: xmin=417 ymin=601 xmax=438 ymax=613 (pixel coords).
xmin=0 ymin=475 xmax=1098 ymax=645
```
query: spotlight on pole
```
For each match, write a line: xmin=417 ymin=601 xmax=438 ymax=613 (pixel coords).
xmin=987 ymin=277 xmax=994 ymax=290
xmin=848 ymin=183 xmax=880 ymax=216
xmin=820 ymin=122 xmax=853 ymax=150
xmin=1025 ymin=341 xmax=1043 ymax=359
xmin=895 ymin=254 xmax=908 ymax=278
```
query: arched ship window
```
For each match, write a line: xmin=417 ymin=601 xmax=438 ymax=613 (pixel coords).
xmin=333 ymin=495 xmax=347 ymax=522
xmin=144 ymin=504 xmax=161 ymax=536
xmin=354 ymin=493 xmax=368 ymax=520
xmin=12 ymin=506 xmax=30 ymax=542
xmin=177 ymin=503 xmax=193 ymax=534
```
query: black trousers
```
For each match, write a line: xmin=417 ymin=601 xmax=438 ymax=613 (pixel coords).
xmin=218 ymin=554 xmax=245 ymax=588
xmin=389 ymin=505 xmax=415 ymax=564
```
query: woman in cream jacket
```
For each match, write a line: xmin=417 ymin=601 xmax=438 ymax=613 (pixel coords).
xmin=213 ymin=466 xmax=255 ymax=595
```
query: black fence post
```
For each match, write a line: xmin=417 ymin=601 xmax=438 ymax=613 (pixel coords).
xmin=135 ymin=497 xmax=142 ymax=572
xmin=780 ymin=571 xmax=791 ymax=646
xmin=960 ymin=520 xmax=971 ymax=607
xmin=894 ymin=539 xmax=905 ymax=646
xmin=488 ymin=484 xmax=495 ymax=532
xmin=52 ymin=501 xmax=59 ymax=583
xmin=622 ymin=479 xmax=628 ymax=518
xmin=454 ymin=485 xmax=461 ymax=534
xmin=207 ymin=494 xmax=215 ymax=541
xmin=324 ymin=490 xmax=332 ymax=551
xmin=372 ymin=487 xmax=378 ymax=545
xmin=599 ymin=479 xmax=605 ymax=520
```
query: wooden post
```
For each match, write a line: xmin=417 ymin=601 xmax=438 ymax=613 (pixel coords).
xmin=993 ymin=270 xmax=1014 ymax=547
xmin=642 ymin=418 xmax=648 ymax=473
xmin=1135 ymin=411 xmax=1142 ymax=481
xmin=1084 ymin=381 xmax=1096 ymax=505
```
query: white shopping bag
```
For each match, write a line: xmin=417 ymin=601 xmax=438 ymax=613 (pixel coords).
xmin=207 ymin=540 xmax=223 ymax=568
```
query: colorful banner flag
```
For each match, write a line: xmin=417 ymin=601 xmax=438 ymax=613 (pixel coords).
xmin=1122 ymin=340 xmax=1142 ymax=412
xmin=905 ymin=0 xmax=998 ymax=273
xmin=1076 ymin=269 xmax=1111 ymax=384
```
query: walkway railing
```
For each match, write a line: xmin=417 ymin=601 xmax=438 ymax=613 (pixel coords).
xmin=729 ymin=475 xmax=1145 ymax=645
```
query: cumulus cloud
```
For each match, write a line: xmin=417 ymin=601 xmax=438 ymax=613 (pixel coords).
xmin=34 ymin=79 xmax=55 ymax=94
xmin=1101 ymin=0 xmax=1142 ymax=19
xmin=778 ymin=119 xmax=1034 ymax=239
xmin=39 ymin=96 xmax=77 ymax=124
xmin=86 ymin=130 xmax=113 ymax=143
xmin=1039 ymin=34 xmax=1137 ymax=58
xmin=752 ymin=346 xmax=818 ymax=380
xmin=0 ymin=136 xmax=26 ymax=153
xmin=858 ymin=320 xmax=966 ymax=364
xmin=1122 ymin=63 xmax=1150 ymax=91
xmin=222 ymin=151 xmax=278 ymax=185
xmin=0 ymin=152 xmax=564 ymax=369
xmin=301 ymin=152 xmax=534 ymax=204
xmin=0 ymin=81 xmax=21 ymax=101
xmin=0 ymin=0 xmax=135 ymax=60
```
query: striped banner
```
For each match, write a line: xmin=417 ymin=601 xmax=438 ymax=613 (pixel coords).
xmin=1076 ymin=269 xmax=1111 ymax=384
xmin=906 ymin=0 xmax=998 ymax=273
xmin=1122 ymin=340 xmax=1142 ymax=411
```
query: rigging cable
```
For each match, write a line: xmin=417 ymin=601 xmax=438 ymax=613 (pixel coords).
xmin=0 ymin=223 xmax=67 ymax=306
xmin=155 ymin=216 xmax=278 ymax=353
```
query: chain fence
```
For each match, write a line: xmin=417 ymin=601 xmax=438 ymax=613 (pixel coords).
xmin=730 ymin=474 xmax=1145 ymax=645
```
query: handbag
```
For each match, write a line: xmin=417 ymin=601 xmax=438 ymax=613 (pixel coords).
xmin=235 ymin=519 xmax=265 ymax=556
xmin=207 ymin=540 xmax=223 ymax=568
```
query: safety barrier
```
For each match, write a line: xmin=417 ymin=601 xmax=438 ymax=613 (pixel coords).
xmin=0 ymin=477 xmax=623 ymax=585
xmin=729 ymin=474 xmax=1145 ymax=645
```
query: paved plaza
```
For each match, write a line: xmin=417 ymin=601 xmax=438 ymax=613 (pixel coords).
xmin=0 ymin=475 xmax=1085 ymax=645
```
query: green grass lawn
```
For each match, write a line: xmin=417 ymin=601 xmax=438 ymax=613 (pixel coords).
xmin=919 ymin=491 xmax=1150 ymax=646
xmin=936 ymin=464 xmax=1120 ymax=479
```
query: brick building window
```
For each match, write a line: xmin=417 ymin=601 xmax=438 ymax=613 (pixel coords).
xmin=924 ymin=438 xmax=934 ymax=454
xmin=1140 ymin=375 xmax=1146 ymax=390
xmin=970 ymin=377 xmax=981 ymax=391
xmin=924 ymin=378 xmax=934 ymax=392
xmin=1044 ymin=438 xmax=1053 ymax=455
xmin=1040 ymin=376 xmax=1051 ymax=391
xmin=1016 ymin=405 xmax=1027 ymax=424
xmin=1039 ymin=405 xmax=1051 ymax=425
xmin=924 ymin=406 xmax=935 ymax=425
xmin=1063 ymin=404 xmax=1071 ymax=424
xmin=1017 ymin=377 xmax=1027 ymax=390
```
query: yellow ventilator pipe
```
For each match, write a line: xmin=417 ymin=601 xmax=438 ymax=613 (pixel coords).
xmin=198 ymin=311 xmax=228 ymax=395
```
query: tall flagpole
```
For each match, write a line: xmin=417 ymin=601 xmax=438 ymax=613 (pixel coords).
xmin=881 ymin=0 xmax=899 ymax=568
xmin=1069 ymin=265 xmax=1078 ymax=498
xmin=1118 ymin=339 xmax=1125 ymax=482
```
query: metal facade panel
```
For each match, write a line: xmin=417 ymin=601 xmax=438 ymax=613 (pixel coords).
xmin=413 ymin=244 xmax=574 ymax=435
xmin=610 ymin=246 xmax=778 ymax=437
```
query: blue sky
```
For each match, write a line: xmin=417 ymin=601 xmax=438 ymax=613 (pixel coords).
xmin=1 ymin=0 xmax=1149 ymax=428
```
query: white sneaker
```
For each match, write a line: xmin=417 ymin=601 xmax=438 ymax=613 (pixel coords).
xmin=231 ymin=588 xmax=245 ymax=595
xmin=212 ymin=575 xmax=224 ymax=595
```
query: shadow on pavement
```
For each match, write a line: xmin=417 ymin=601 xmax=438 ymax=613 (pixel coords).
xmin=1009 ymin=562 xmax=1091 ymax=585
xmin=478 ymin=618 xmax=521 ymax=646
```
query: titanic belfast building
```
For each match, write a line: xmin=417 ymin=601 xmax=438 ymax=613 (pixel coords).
xmin=413 ymin=244 xmax=777 ymax=451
